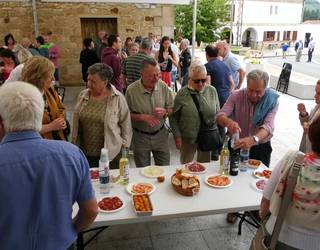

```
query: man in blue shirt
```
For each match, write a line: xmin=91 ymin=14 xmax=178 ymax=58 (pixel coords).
xmin=205 ymin=45 xmax=235 ymax=107
xmin=216 ymin=41 xmax=246 ymax=89
xmin=0 ymin=81 xmax=98 ymax=250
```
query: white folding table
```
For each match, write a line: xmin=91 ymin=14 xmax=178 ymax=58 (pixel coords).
xmin=74 ymin=162 xmax=263 ymax=249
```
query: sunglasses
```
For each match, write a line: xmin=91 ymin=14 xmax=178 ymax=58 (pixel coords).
xmin=192 ymin=78 xmax=206 ymax=84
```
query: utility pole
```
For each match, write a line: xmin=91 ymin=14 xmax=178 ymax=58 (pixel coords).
xmin=229 ymin=0 xmax=234 ymax=45
xmin=191 ymin=0 xmax=197 ymax=59
xmin=32 ymin=0 xmax=39 ymax=37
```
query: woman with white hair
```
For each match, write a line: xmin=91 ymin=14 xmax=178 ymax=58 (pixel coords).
xmin=170 ymin=60 xmax=220 ymax=163
xmin=179 ymin=38 xmax=191 ymax=85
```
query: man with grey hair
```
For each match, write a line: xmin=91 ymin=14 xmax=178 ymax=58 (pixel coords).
xmin=179 ymin=38 xmax=191 ymax=86
xmin=126 ymin=58 xmax=174 ymax=167
xmin=216 ymin=40 xmax=246 ymax=89
xmin=216 ymin=69 xmax=279 ymax=223
xmin=217 ymin=69 xmax=279 ymax=167
xmin=123 ymin=37 xmax=154 ymax=88
xmin=0 ymin=81 xmax=98 ymax=249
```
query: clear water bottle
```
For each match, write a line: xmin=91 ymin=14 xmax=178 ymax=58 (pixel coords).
xmin=99 ymin=148 xmax=110 ymax=194
xmin=239 ymin=149 xmax=250 ymax=172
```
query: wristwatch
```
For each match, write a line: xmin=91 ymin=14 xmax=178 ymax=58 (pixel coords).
xmin=252 ymin=135 xmax=260 ymax=145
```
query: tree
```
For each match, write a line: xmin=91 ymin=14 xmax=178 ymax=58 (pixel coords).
xmin=175 ymin=0 xmax=230 ymax=44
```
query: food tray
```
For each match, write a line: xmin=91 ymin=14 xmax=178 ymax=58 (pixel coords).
xmin=132 ymin=194 xmax=153 ymax=216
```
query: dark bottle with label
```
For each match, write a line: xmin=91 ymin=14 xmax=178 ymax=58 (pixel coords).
xmin=228 ymin=138 xmax=239 ymax=176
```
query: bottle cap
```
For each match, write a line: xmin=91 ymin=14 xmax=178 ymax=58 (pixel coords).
xmin=100 ymin=148 xmax=109 ymax=162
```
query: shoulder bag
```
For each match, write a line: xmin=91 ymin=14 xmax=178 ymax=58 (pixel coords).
xmin=190 ymin=92 xmax=224 ymax=152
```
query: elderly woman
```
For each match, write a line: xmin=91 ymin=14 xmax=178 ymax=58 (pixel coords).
xmin=179 ymin=38 xmax=191 ymax=83
xmin=72 ymin=63 xmax=132 ymax=169
xmin=170 ymin=60 xmax=220 ymax=164
xmin=297 ymin=80 xmax=320 ymax=153
xmin=258 ymin=117 xmax=320 ymax=250
xmin=21 ymin=56 xmax=67 ymax=140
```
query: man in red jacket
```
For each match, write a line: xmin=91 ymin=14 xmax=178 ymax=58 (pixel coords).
xmin=101 ymin=34 xmax=123 ymax=92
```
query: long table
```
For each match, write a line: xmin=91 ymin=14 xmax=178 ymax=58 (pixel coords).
xmin=74 ymin=162 xmax=263 ymax=249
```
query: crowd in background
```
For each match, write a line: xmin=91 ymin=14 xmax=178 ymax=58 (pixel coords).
xmin=0 ymin=29 xmax=320 ymax=250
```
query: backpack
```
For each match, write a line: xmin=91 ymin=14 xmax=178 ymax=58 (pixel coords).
xmin=294 ymin=42 xmax=299 ymax=52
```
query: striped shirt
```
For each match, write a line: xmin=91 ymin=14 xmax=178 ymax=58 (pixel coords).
xmin=122 ymin=52 xmax=153 ymax=86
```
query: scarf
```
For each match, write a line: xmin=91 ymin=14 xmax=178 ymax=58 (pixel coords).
xmin=252 ymin=88 xmax=279 ymax=126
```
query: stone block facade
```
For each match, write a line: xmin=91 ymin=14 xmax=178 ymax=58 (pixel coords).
xmin=0 ymin=1 xmax=175 ymax=85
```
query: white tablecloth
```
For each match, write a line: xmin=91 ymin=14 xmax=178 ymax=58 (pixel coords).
xmin=74 ymin=162 xmax=262 ymax=228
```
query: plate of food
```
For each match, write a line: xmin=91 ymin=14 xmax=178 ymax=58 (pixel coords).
xmin=141 ymin=166 xmax=165 ymax=178
xmin=247 ymin=159 xmax=262 ymax=169
xmin=126 ymin=182 xmax=156 ymax=195
xmin=98 ymin=196 xmax=125 ymax=213
xmin=90 ymin=168 xmax=99 ymax=182
xmin=205 ymin=174 xmax=233 ymax=188
xmin=253 ymin=168 xmax=272 ymax=179
xmin=252 ymin=179 xmax=268 ymax=192
xmin=185 ymin=162 xmax=207 ymax=174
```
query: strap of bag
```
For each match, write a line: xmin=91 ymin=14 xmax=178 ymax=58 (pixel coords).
xmin=267 ymin=152 xmax=304 ymax=250
xmin=190 ymin=92 xmax=206 ymax=124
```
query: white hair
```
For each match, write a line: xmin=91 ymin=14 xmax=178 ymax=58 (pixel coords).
xmin=188 ymin=60 xmax=207 ymax=78
xmin=0 ymin=81 xmax=44 ymax=132
xmin=181 ymin=38 xmax=190 ymax=47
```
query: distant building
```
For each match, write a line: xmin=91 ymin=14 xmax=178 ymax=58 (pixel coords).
xmin=230 ymin=0 xmax=304 ymax=48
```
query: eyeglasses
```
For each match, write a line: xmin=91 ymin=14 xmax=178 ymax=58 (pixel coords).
xmin=192 ymin=78 xmax=206 ymax=84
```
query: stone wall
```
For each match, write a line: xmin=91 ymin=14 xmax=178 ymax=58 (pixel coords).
xmin=0 ymin=1 xmax=175 ymax=85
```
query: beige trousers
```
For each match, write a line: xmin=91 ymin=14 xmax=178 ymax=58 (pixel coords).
xmin=180 ymin=139 xmax=211 ymax=164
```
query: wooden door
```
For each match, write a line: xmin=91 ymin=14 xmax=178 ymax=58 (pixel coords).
xmin=80 ymin=18 xmax=118 ymax=40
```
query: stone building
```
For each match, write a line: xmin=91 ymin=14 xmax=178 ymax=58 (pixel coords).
xmin=0 ymin=0 xmax=189 ymax=85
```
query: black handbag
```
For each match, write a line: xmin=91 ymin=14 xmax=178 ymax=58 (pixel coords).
xmin=190 ymin=92 xmax=224 ymax=152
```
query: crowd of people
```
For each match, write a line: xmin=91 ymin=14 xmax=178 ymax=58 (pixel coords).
xmin=0 ymin=30 xmax=319 ymax=250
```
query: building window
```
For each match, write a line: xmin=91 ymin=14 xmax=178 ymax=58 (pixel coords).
xmin=283 ymin=31 xmax=291 ymax=40
xmin=275 ymin=6 xmax=278 ymax=15
xmin=263 ymin=31 xmax=276 ymax=41
xmin=270 ymin=5 xmax=273 ymax=15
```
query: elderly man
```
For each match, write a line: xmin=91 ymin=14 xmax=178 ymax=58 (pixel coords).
xmin=123 ymin=37 xmax=153 ymax=88
xmin=125 ymin=58 xmax=174 ymax=167
xmin=216 ymin=69 xmax=279 ymax=167
xmin=216 ymin=69 xmax=279 ymax=223
xmin=216 ymin=41 xmax=246 ymax=89
xmin=0 ymin=81 xmax=98 ymax=249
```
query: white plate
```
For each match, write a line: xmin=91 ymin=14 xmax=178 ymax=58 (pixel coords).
xmin=204 ymin=174 xmax=233 ymax=188
xmin=246 ymin=159 xmax=262 ymax=169
xmin=141 ymin=166 xmax=166 ymax=178
xmin=90 ymin=168 xmax=99 ymax=182
xmin=98 ymin=196 xmax=126 ymax=213
xmin=253 ymin=167 xmax=272 ymax=180
xmin=252 ymin=179 xmax=268 ymax=192
xmin=185 ymin=162 xmax=208 ymax=174
xmin=126 ymin=182 xmax=156 ymax=195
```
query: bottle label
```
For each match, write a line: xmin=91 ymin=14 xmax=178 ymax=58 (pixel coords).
xmin=124 ymin=164 xmax=129 ymax=179
xmin=99 ymin=175 xmax=109 ymax=184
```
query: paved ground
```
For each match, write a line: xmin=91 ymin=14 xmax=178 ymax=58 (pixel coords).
xmin=63 ymin=51 xmax=316 ymax=249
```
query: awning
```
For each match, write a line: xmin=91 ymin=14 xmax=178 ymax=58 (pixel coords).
xmin=41 ymin=0 xmax=191 ymax=4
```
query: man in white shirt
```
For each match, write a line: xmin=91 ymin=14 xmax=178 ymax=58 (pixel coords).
xmin=307 ymin=37 xmax=315 ymax=63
